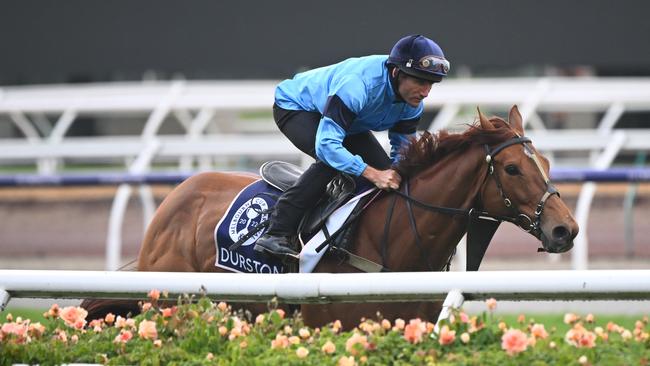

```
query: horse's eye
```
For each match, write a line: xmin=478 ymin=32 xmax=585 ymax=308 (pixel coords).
xmin=505 ymin=165 xmax=520 ymax=175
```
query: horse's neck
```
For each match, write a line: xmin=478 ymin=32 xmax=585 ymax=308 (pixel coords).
xmin=381 ymin=147 xmax=487 ymax=271
xmin=410 ymin=147 xmax=486 ymax=211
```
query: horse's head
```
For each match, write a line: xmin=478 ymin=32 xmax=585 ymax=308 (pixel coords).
xmin=477 ymin=106 xmax=578 ymax=253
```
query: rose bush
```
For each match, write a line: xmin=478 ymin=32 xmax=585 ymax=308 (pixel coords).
xmin=1 ymin=294 xmax=649 ymax=365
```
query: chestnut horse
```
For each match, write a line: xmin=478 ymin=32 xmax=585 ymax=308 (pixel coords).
xmin=83 ymin=106 xmax=578 ymax=328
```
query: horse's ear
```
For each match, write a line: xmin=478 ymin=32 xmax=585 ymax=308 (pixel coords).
xmin=508 ymin=105 xmax=525 ymax=135
xmin=477 ymin=107 xmax=494 ymax=130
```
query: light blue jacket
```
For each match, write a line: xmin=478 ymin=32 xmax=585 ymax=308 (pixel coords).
xmin=275 ymin=55 xmax=423 ymax=176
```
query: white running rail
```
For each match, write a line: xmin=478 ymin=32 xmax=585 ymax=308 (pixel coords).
xmin=2 ymin=270 xmax=650 ymax=310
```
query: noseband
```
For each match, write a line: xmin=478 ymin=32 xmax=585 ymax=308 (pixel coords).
xmin=483 ymin=136 xmax=559 ymax=238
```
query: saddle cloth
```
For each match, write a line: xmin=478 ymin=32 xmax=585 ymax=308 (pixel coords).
xmin=214 ymin=161 xmax=373 ymax=274
xmin=214 ymin=179 xmax=288 ymax=274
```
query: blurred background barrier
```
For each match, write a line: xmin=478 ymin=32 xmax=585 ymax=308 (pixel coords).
xmin=1 ymin=78 xmax=649 ymax=271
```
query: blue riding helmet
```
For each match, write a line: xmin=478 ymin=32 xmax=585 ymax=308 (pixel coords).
xmin=388 ymin=34 xmax=450 ymax=82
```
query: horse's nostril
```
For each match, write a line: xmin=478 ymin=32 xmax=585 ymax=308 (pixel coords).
xmin=552 ymin=225 xmax=570 ymax=240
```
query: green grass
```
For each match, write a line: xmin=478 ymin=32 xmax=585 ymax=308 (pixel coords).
xmin=1 ymin=307 xmax=47 ymax=323
xmin=497 ymin=313 xmax=641 ymax=334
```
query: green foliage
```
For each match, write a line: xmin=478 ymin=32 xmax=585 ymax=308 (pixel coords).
xmin=1 ymin=296 xmax=649 ymax=366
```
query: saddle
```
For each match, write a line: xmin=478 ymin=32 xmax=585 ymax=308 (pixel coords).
xmin=259 ymin=160 xmax=361 ymax=247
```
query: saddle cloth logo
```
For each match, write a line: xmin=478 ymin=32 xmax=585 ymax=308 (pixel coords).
xmin=228 ymin=196 xmax=268 ymax=245
xmin=214 ymin=180 xmax=287 ymax=274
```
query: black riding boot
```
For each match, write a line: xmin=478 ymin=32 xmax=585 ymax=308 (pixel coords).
xmin=254 ymin=161 xmax=337 ymax=259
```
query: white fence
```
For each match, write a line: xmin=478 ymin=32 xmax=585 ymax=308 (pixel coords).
xmin=1 ymin=78 xmax=650 ymax=271
xmin=2 ymin=270 xmax=650 ymax=314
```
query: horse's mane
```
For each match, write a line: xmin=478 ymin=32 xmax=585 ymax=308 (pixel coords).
xmin=396 ymin=116 xmax=517 ymax=177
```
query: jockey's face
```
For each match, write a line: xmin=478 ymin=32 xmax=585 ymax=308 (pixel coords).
xmin=393 ymin=69 xmax=435 ymax=107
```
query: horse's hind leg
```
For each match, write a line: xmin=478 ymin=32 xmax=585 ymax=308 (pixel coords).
xmin=81 ymin=298 xmax=140 ymax=321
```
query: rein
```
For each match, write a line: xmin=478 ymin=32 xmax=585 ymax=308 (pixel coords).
xmin=346 ymin=135 xmax=559 ymax=273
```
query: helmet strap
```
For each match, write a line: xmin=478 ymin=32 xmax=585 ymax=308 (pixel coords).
xmin=389 ymin=67 xmax=406 ymax=103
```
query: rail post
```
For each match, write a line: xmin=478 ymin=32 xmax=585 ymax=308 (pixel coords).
xmin=435 ymin=288 xmax=465 ymax=332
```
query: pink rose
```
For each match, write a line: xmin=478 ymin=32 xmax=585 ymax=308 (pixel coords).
xmin=531 ymin=323 xmax=549 ymax=339
xmin=486 ymin=298 xmax=497 ymax=311
xmin=606 ymin=321 xmax=621 ymax=333
xmin=393 ymin=318 xmax=405 ymax=330
xmin=459 ymin=312 xmax=470 ymax=323
xmin=296 ymin=346 xmax=309 ymax=358
xmin=565 ymin=324 xmax=596 ymax=348
xmin=271 ymin=334 xmax=289 ymax=349
xmin=460 ymin=332 xmax=470 ymax=343
xmin=321 ymin=340 xmax=336 ymax=354
xmin=47 ymin=304 xmax=60 ymax=318
xmin=331 ymin=320 xmax=342 ymax=333
xmin=28 ymin=322 xmax=46 ymax=337
xmin=345 ymin=332 xmax=368 ymax=355
xmin=58 ymin=306 xmax=88 ymax=329
xmin=438 ymin=325 xmax=456 ymax=346
xmin=138 ymin=320 xmax=158 ymax=340
xmin=381 ymin=319 xmax=391 ymax=330
xmin=114 ymin=316 xmax=127 ymax=328
xmin=517 ymin=314 xmax=526 ymax=323
xmin=564 ymin=313 xmax=579 ymax=325
xmin=88 ymin=319 xmax=103 ymax=328
xmin=299 ymin=328 xmax=310 ymax=339
xmin=104 ymin=313 xmax=115 ymax=325
xmin=404 ymin=319 xmax=426 ymax=344
xmin=114 ymin=330 xmax=133 ymax=343
xmin=1 ymin=322 xmax=28 ymax=341
xmin=161 ymin=307 xmax=173 ymax=318
xmin=579 ymin=331 xmax=596 ymax=348
xmin=56 ymin=330 xmax=68 ymax=343
xmin=501 ymin=329 xmax=528 ymax=355
xmin=148 ymin=289 xmax=160 ymax=301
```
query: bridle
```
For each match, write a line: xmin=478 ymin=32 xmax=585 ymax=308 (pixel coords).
xmin=483 ymin=136 xmax=559 ymax=239
xmin=379 ymin=135 xmax=560 ymax=271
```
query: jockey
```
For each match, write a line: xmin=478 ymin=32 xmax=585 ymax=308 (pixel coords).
xmin=254 ymin=34 xmax=450 ymax=259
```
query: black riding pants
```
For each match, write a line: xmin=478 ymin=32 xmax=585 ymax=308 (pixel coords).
xmin=267 ymin=104 xmax=391 ymax=236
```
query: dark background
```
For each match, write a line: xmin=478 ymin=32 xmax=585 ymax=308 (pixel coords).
xmin=2 ymin=0 xmax=650 ymax=85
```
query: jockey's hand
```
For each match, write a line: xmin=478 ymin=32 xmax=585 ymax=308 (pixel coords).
xmin=362 ymin=166 xmax=402 ymax=191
